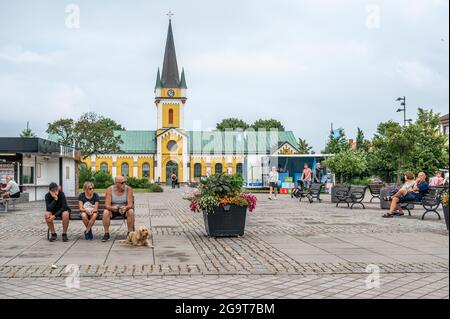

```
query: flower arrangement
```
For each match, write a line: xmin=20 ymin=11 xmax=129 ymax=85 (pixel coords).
xmin=442 ymin=190 xmax=449 ymax=206
xmin=185 ymin=174 xmax=257 ymax=213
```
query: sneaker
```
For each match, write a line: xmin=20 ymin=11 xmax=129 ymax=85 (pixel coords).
xmin=49 ymin=233 xmax=57 ymax=242
xmin=268 ymin=197 xmax=272 ymax=200
xmin=62 ymin=234 xmax=69 ymax=242
xmin=102 ymin=233 xmax=110 ymax=242
xmin=88 ymin=229 xmax=93 ymax=240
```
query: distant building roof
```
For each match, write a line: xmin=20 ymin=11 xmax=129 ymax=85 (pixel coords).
xmin=440 ymin=113 xmax=449 ymax=125
xmin=114 ymin=131 xmax=156 ymax=154
xmin=113 ymin=130 xmax=299 ymax=155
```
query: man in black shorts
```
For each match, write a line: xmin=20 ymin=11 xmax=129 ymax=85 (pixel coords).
xmin=44 ymin=182 xmax=71 ymax=242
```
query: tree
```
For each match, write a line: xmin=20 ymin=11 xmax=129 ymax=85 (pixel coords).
xmin=46 ymin=119 xmax=76 ymax=146
xmin=356 ymin=128 xmax=371 ymax=152
xmin=47 ymin=112 xmax=124 ymax=159
xmin=323 ymin=128 xmax=349 ymax=154
xmin=324 ymin=149 xmax=368 ymax=183
xmin=298 ymin=138 xmax=313 ymax=154
xmin=216 ymin=118 xmax=249 ymax=131
xmin=251 ymin=119 xmax=285 ymax=131
xmin=20 ymin=122 xmax=36 ymax=138
xmin=367 ymin=121 xmax=414 ymax=183
xmin=404 ymin=108 xmax=449 ymax=177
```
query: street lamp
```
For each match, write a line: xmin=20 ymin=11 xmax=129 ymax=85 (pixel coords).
xmin=395 ymin=96 xmax=412 ymax=126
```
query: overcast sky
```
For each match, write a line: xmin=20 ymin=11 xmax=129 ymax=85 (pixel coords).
xmin=0 ymin=0 xmax=448 ymax=152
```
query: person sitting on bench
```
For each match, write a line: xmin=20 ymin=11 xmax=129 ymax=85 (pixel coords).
xmin=382 ymin=172 xmax=428 ymax=218
xmin=1 ymin=176 xmax=20 ymax=199
xmin=102 ymin=176 xmax=135 ymax=242
xmin=79 ymin=181 xmax=99 ymax=241
xmin=44 ymin=182 xmax=70 ymax=242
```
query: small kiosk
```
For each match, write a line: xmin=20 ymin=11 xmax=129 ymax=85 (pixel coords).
xmin=0 ymin=138 xmax=81 ymax=201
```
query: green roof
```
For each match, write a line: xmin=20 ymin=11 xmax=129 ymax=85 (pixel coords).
xmin=52 ymin=130 xmax=297 ymax=155
xmin=114 ymin=131 xmax=156 ymax=154
xmin=189 ymin=131 xmax=298 ymax=154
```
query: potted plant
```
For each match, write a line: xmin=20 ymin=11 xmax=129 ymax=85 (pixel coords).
xmin=442 ymin=190 xmax=449 ymax=231
xmin=185 ymin=174 xmax=257 ymax=237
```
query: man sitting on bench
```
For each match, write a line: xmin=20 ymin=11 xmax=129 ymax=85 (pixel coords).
xmin=44 ymin=182 xmax=70 ymax=242
xmin=1 ymin=176 xmax=20 ymax=200
xmin=382 ymin=172 xmax=429 ymax=218
xmin=102 ymin=176 xmax=135 ymax=242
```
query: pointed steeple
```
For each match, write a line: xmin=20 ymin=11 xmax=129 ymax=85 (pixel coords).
xmin=180 ymin=68 xmax=187 ymax=89
xmin=161 ymin=19 xmax=180 ymax=88
xmin=155 ymin=68 xmax=162 ymax=90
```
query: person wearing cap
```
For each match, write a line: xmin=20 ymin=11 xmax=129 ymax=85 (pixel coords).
xmin=44 ymin=182 xmax=71 ymax=242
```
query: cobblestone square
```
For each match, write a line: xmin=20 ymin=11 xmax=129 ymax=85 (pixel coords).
xmin=0 ymin=188 xmax=448 ymax=299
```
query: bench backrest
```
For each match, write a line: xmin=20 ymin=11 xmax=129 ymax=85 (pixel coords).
xmin=368 ymin=183 xmax=385 ymax=195
xmin=66 ymin=195 xmax=135 ymax=219
xmin=349 ymin=185 xmax=367 ymax=195
xmin=310 ymin=184 xmax=322 ymax=193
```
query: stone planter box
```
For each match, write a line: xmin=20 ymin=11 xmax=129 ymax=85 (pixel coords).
xmin=203 ymin=205 xmax=247 ymax=237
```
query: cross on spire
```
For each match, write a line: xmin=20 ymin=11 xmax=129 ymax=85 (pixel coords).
xmin=167 ymin=10 xmax=174 ymax=20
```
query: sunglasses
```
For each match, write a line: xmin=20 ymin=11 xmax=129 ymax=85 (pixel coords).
xmin=116 ymin=181 xmax=126 ymax=185
xmin=88 ymin=187 xmax=94 ymax=190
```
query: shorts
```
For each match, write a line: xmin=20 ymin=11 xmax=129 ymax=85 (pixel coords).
xmin=50 ymin=208 xmax=71 ymax=218
xmin=10 ymin=192 xmax=20 ymax=199
xmin=269 ymin=182 xmax=277 ymax=188
xmin=400 ymin=192 xmax=417 ymax=203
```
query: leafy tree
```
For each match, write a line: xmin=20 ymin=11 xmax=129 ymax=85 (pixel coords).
xmin=251 ymin=119 xmax=285 ymax=131
xmin=367 ymin=121 xmax=414 ymax=183
xmin=75 ymin=112 xmax=123 ymax=158
xmin=356 ymin=128 xmax=371 ymax=152
xmin=216 ymin=118 xmax=249 ymax=131
xmin=323 ymin=128 xmax=349 ymax=154
xmin=47 ymin=113 xmax=124 ymax=159
xmin=403 ymin=109 xmax=449 ymax=177
xmin=46 ymin=119 xmax=76 ymax=146
xmin=20 ymin=125 xmax=36 ymax=138
xmin=324 ymin=149 xmax=368 ymax=183
xmin=298 ymin=138 xmax=313 ymax=154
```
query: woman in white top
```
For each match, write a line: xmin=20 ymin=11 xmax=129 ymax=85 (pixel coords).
xmin=1 ymin=176 xmax=20 ymax=199
xmin=268 ymin=167 xmax=279 ymax=200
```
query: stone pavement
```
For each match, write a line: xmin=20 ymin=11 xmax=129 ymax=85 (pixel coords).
xmin=0 ymin=187 xmax=448 ymax=299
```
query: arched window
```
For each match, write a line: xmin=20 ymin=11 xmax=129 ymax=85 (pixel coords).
xmin=121 ymin=163 xmax=129 ymax=177
xmin=142 ymin=163 xmax=150 ymax=178
xmin=169 ymin=109 xmax=174 ymax=125
xmin=215 ymin=163 xmax=223 ymax=175
xmin=236 ymin=163 xmax=243 ymax=176
xmin=194 ymin=163 xmax=202 ymax=178
xmin=100 ymin=162 xmax=108 ymax=173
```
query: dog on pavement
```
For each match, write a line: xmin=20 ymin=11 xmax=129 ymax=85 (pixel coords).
xmin=120 ymin=225 xmax=154 ymax=248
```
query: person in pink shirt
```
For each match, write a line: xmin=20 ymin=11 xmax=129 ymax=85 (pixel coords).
xmin=301 ymin=163 xmax=313 ymax=189
xmin=429 ymin=171 xmax=445 ymax=187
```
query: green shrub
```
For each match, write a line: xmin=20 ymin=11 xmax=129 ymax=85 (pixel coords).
xmin=148 ymin=183 xmax=164 ymax=193
xmin=79 ymin=165 xmax=94 ymax=186
xmin=127 ymin=177 xmax=140 ymax=188
xmin=138 ymin=178 xmax=150 ymax=189
xmin=93 ymin=171 xmax=113 ymax=189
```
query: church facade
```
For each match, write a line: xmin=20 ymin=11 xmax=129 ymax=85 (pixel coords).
xmin=83 ymin=20 xmax=300 ymax=185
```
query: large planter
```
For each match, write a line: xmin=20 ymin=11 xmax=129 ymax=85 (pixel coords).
xmin=444 ymin=205 xmax=449 ymax=231
xmin=203 ymin=205 xmax=248 ymax=237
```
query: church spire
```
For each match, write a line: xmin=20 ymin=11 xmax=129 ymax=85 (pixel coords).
xmin=155 ymin=68 xmax=162 ymax=90
xmin=160 ymin=19 xmax=180 ymax=88
xmin=180 ymin=68 xmax=187 ymax=89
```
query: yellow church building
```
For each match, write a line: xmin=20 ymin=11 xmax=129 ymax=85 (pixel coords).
xmin=83 ymin=19 xmax=301 ymax=185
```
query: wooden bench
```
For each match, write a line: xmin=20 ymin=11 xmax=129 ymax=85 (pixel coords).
xmin=336 ymin=185 xmax=368 ymax=209
xmin=368 ymin=183 xmax=385 ymax=203
xmin=400 ymin=187 xmax=446 ymax=220
xmin=47 ymin=196 xmax=135 ymax=239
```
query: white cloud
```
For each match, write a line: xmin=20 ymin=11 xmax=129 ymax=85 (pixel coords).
xmin=0 ymin=44 xmax=63 ymax=64
xmin=395 ymin=60 xmax=446 ymax=89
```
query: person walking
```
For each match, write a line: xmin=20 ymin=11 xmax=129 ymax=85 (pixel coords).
xmin=268 ymin=167 xmax=279 ymax=200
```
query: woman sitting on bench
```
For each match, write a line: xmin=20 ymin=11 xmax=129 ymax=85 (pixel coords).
xmin=382 ymin=172 xmax=429 ymax=218
xmin=79 ymin=181 xmax=99 ymax=240
xmin=1 ymin=176 xmax=20 ymax=199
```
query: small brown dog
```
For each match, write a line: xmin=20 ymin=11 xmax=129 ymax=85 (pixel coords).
xmin=120 ymin=225 xmax=154 ymax=248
